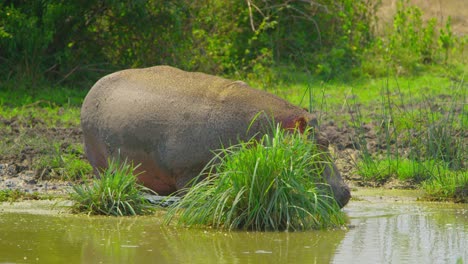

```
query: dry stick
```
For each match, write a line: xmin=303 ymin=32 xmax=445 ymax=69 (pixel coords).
xmin=246 ymin=0 xmax=257 ymax=32
xmin=57 ymin=65 xmax=79 ymax=85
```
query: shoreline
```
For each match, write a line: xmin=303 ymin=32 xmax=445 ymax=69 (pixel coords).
xmin=0 ymin=187 xmax=446 ymax=216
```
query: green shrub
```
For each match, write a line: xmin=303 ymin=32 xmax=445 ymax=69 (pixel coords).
xmin=0 ymin=1 xmax=376 ymax=83
xmin=362 ymin=0 xmax=465 ymax=77
xmin=165 ymin=126 xmax=345 ymax=231
xmin=70 ymin=158 xmax=155 ymax=216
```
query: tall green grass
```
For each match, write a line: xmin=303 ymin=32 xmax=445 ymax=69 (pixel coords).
xmin=346 ymin=75 xmax=466 ymax=202
xmin=165 ymin=125 xmax=346 ymax=231
xmin=70 ymin=158 xmax=155 ymax=216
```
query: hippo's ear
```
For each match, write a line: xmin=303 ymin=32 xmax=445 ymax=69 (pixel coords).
xmin=294 ymin=117 xmax=307 ymax=133
xmin=282 ymin=116 xmax=307 ymax=133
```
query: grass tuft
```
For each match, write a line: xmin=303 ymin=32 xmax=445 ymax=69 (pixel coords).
xmin=69 ymin=157 xmax=155 ymax=216
xmin=422 ymin=170 xmax=468 ymax=203
xmin=165 ymin=125 xmax=346 ymax=231
xmin=0 ymin=189 xmax=45 ymax=202
xmin=357 ymin=158 xmax=440 ymax=183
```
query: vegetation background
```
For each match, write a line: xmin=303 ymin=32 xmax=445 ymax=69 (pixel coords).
xmin=1 ymin=0 xmax=465 ymax=86
xmin=0 ymin=0 xmax=466 ymax=203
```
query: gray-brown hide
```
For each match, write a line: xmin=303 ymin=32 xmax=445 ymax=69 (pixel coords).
xmin=81 ymin=66 xmax=350 ymax=207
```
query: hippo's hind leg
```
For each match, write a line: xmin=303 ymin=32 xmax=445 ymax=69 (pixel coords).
xmin=174 ymin=166 xmax=206 ymax=194
xmin=83 ymin=134 xmax=108 ymax=177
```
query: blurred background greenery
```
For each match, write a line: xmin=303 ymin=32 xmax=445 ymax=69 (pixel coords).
xmin=1 ymin=0 xmax=466 ymax=89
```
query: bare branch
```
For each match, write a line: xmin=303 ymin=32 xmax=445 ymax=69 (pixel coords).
xmin=246 ymin=0 xmax=257 ymax=31
xmin=296 ymin=0 xmax=330 ymax=14
xmin=286 ymin=5 xmax=322 ymax=46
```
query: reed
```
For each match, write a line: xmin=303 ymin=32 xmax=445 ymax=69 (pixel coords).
xmin=348 ymin=75 xmax=466 ymax=202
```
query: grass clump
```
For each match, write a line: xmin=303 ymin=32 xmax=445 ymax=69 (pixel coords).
xmin=35 ymin=143 xmax=92 ymax=181
xmin=422 ymin=170 xmax=468 ymax=203
xmin=165 ymin=126 xmax=346 ymax=231
xmin=0 ymin=189 xmax=46 ymax=202
xmin=357 ymin=158 xmax=439 ymax=183
xmin=70 ymin=158 xmax=155 ymax=216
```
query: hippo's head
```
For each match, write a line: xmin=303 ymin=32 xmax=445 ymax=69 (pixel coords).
xmin=322 ymin=162 xmax=351 ymax=208
xmin=304 ymin=116 xmax=350 ymax=208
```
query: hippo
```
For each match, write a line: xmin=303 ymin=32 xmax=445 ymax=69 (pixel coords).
xmin=81 ymin=66 xmax=350 ymax=207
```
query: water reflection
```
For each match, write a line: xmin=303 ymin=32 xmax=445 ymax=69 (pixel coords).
xmin=0 ymin=201 xmax=466 ymax=263
xmin=334 ymin=202 xmax=467 ymax=264
xmin=0 ymin=212 xmax=346 ymax=263
xmin=158 ymin=226 xmax=346 ymax=264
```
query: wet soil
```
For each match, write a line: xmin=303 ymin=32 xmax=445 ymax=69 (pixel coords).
xmin=0 ymin=115 xmax=82 ymax=195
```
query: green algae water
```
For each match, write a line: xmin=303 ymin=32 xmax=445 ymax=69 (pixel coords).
xmin=0 ymin=201 xmax=466 ymax=263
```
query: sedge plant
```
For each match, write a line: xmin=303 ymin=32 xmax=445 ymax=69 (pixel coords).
xmin=70 ymin=157 xmax=155 ymax=216
xmin=165 ymin=125 xmax=346 ymax=231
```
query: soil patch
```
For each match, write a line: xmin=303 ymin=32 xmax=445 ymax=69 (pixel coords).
xmin=0 ymin=115 xmax=83 ymax=195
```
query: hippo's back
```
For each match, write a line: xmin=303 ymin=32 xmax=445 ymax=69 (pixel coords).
xmin=83 ymin=66 xmax=241 ymax=167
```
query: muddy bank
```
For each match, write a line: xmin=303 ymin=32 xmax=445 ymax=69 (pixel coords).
xmin=0 ymin=200 xmax=71 ymax=214
xmin=1 ymin=92 xmax=466 ymax=198
xmin=0 ymin=188 xmax=426 ymax=215
xmin=0 ymin=113 xmax=416 ymax=196
xmin=0 ymin=114 xmax=82 ymax=195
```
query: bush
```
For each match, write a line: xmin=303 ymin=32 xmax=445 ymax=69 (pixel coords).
xmin=70 ymin=158 xmax=154 ymax=216
xmin=362 ymin=0 xmax=465 ymax=77
xmin=0 ymin=1 xmax=375 ymax=84
xmin=165 ymin=126 xmax=346 ymax=231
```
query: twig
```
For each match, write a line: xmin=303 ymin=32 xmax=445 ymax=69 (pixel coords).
xmin=57 ymin=65 xmax=79 ymax=84
xmin=246 ymin=0 xmax=257 ymax=31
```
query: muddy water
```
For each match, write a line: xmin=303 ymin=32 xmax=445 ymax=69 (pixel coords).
xmin=0 ymin=201 xmax=466 ymax=263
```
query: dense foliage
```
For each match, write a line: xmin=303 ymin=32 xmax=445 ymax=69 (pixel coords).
xmin=1 ymin=0 xmax=463 ymax=87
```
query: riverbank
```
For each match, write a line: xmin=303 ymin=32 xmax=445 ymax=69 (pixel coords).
xmin=0 ymin=73 xmax=467 ymax=203
xmin=0 ymin=187 xmax=455 ymax=216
